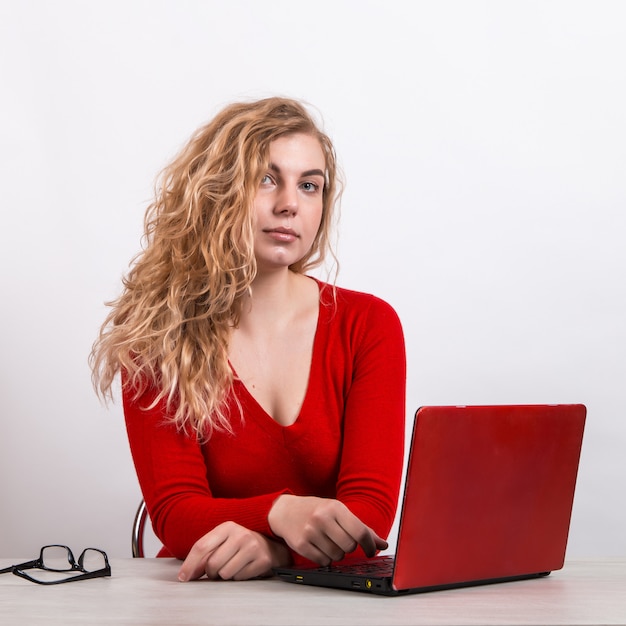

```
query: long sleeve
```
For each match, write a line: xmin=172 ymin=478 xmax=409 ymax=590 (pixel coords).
xmin=332 ymin=292 xmax=406 ymax=538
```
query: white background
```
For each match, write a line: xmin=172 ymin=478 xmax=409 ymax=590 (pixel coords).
xmin=1 ymin=0 xmax=624 ymax=559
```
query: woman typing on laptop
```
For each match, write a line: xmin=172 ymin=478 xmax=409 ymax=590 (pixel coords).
xmin=90 ymin=97 xmax=406 ymax=582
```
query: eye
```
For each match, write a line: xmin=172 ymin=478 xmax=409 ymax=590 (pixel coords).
xmin=260 ymin=174 xmax=275 ymax=186
xmin=301 ymin=181 xmax=321 ymax=193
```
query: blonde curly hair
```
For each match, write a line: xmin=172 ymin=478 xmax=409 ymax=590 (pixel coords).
xmin=90 ymin=97 xmax=342 ymax=439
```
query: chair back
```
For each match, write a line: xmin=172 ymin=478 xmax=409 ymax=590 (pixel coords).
xmin=132 ymin=500 xmax=148 ymax=558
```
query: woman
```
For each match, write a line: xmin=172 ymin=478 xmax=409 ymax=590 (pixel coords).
xmin=91 ymin=97 xmax=406 ymax=582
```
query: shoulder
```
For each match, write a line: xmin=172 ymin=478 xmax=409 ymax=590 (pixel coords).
xmin=317 ymin=279 xmax=398 ymax=312
xmin=315 ymin=279 xmax=403 ymax=332
xmin=314 ymin=279 xmax=406 ymax=373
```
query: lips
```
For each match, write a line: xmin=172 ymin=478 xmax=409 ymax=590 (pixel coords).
xmin=265 ymin=227 xmax=298 ymax=236
xmin=263 ymin=227 xmax=299 ymax=242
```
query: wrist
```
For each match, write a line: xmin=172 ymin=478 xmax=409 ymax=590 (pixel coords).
xmin=266 ymin=537 xmax=292 ymax=569
xmin=268 ymin=493 xmax=292 ymax=537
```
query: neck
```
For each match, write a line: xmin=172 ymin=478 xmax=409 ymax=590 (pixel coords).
xmin=239 ymin=268 xmax=300 ymax=327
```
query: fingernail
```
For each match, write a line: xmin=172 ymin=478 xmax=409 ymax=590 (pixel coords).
xmin=178 ymin=572 xmax=187 ymax=582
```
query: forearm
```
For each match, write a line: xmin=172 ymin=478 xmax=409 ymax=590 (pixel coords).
xmin=153 ymin=491 xmax=290 ymax=559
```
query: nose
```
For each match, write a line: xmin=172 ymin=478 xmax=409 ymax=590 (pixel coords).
xmin=274 ymin=185 xmax=298 ymax=216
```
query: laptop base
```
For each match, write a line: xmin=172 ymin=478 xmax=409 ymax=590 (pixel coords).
xmin=274 ymin=564 xmax=551 ymax=596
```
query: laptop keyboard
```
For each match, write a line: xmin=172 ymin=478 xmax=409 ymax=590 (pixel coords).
xmin=318 ymin=555 xmax=395 ymax=577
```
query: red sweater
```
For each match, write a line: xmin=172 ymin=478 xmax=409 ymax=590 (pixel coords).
xmin=123 ymin=282 xmax=406 ymax=563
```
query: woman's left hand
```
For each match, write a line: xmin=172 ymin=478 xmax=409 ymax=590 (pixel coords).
xmin=177 ymin=521 xmax=290 ymax=581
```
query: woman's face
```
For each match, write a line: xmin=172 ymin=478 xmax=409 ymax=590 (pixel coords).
xmin=252 ymin=133 xmax=326 ymax=273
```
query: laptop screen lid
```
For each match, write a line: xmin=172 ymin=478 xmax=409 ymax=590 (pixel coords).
xmin=392 ymin=404 xmax=586 ymax=591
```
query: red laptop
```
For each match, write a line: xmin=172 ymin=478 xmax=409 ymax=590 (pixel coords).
xmin=274 ymin=404 xmax=586 ymax=595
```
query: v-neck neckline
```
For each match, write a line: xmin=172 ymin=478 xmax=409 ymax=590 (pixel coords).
xmin=230 ymin=277 xmax=326 ymax=430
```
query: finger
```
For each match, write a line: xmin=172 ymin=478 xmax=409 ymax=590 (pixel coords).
xmin=233 ymin=551 xmax=279 ymax=580
xmin=293 ymin=520 xmax=349 ymax=564
xmin=321 ymin=525 xmax=358 ymax=557
xmin=291 ymin=537 xmax=337 ymax=566
xmin=204 ymin=540 xmax=244 ymax=580
xmin=178 ymin=532 xmax=227 ymax=582
xmin=374 ymin=532 xmax=389 ymax=551
xmin=313 ymin=534 xmax=348 ymax=563
xmin=355 ymin=527 xmax=378 ymax=558
xmin=216 ymin=550 xmax=263 ymax=581
xmin=206 ymin=528 xmax=281 ymax=580
xmin=335 ymin=512 xmax=388 ymax=558
xmin=228 ymin=534 xmax=289 ymax=580
xmin=358 ymin=528 xmax=389 ymax=557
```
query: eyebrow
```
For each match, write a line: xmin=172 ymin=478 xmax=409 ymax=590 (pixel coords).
xmin=268 ymin=163 xmax=325 ymax=178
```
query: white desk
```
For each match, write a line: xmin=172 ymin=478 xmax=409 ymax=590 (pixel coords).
xmin=1 ymin=558 xmax=625 ymax=625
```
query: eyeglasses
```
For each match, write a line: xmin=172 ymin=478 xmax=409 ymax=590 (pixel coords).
xmin=0 ymin=545 xmax=111 ymax=585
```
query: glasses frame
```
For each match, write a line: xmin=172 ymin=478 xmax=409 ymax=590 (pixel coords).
xmin=0 ymin=544 xmax=111 ymax=585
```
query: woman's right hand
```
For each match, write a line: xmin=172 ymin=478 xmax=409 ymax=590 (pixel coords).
xmin=268 ymin=495 xmax=388 ymax=565
xmin=178 ymin=521 xmax=290 ymax=582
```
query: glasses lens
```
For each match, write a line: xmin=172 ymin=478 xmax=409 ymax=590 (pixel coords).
xmin=80 ymin=549 xmax=106 ymax=573
xmin=41 ymin=546 xmax=74 ymax=572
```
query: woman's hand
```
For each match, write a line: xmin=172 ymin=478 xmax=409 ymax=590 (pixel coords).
xmin=268 ymin=495 xmax=388 ymax=565
xmin=178 ymin=521 xmax=290 ymax=582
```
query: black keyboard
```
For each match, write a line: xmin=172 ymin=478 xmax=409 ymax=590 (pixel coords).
xmin=318 ymin=555 xmax=395 ymax=577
